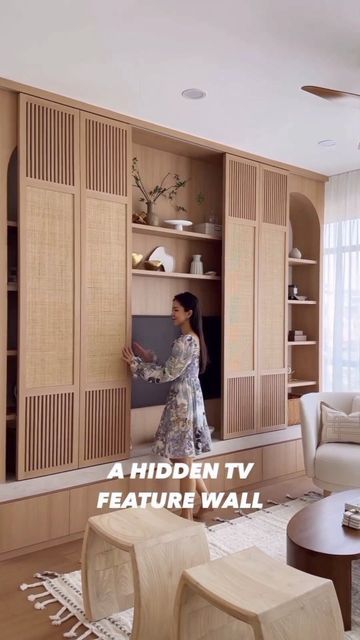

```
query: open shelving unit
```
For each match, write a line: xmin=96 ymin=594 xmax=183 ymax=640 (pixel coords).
xmin=287 ymin=192 xmax=321 ymax=422
xmin=130 ymin=128 xmax=223 ymax=436
xmin=132 ymin=222 xmax=221 ymax=242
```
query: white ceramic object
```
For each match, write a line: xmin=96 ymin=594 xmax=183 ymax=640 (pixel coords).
xmin=164 ymin=219 xmax=192 ymax=231
xmin=190 ymin=254 xmax=203 ymax=275
xmin=148 ymin=246 xmax=175 ymax=273
xmin=289 ymin=247 xmax=302 ymax=259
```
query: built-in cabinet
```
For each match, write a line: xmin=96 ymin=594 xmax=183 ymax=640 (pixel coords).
xmin=223 ymin=157 xmax=287 ymax=439
xmin=0 ymin=85 xmax=324 ymax=481
xmin=15 ymin=96 xmax=131 ymax=479
xmin=287 ymin=178 xmax=322 ymax=410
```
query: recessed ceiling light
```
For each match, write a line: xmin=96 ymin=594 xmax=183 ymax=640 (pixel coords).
xmin=181 ymin=88 xmax=207 ymax=100
xmin=318 ymin=139 xmax=336 ymax=147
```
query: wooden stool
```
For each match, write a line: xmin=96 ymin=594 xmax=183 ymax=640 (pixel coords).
xmin=174 ymin=546 xmax=344 ymax=640
xmin=81 ymin=505 xmax=209 ymax=640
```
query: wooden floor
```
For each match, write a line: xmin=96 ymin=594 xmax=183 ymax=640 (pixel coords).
xmin=0 ymin=476 xmax=317 ymax=640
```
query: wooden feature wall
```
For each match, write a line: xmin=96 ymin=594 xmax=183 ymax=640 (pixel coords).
xmin=79 ymin=113 xmax=131 ymax=466
xmin=223 ymin=157 xmax=288 ymax=438
xmin=18 ymin=95 xmax=80 ymax=479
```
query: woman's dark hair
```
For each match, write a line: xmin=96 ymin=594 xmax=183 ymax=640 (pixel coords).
xmin=173 ymin=291 xmax=208 ymax=373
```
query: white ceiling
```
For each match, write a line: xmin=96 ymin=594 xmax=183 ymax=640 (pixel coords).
xmin=1 ymin=0 xmax=360 ymax=175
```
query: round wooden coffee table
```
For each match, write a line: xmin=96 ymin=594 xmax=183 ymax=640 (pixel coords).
xmin=287 ymin=489 xmax=360 ymax=631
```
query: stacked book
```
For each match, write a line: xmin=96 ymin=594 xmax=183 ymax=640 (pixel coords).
xmin=288 ymin=330 xmax=307 ymax=342
xmin=342 ymin=498 xmax=360 ymax=530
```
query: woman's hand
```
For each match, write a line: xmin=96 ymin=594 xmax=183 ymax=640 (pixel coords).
xmin=122 ymin=346 xmax=135 ymax=365
xmin=133 ymin=341 xmax=155 ymax=363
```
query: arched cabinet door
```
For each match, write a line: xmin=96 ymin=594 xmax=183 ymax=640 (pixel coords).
xmin=257 ymin=166 xmax=288 ymax=432
xmin=18 ymin=94 xmax=81 ymax=478
xmin=78 ymin=112 xmax=131 ymax=467
xmin=222 ymin=154 xmax=259 ymax=438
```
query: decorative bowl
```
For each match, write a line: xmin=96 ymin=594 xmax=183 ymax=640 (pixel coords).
xmin=164 ymin=219 xmax=192 ymax=231
xmin=144 ymin=260 xmax=164 ymax=271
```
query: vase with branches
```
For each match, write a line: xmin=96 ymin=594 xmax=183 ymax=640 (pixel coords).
xmin=132 ymin=157 xmax=189 ymax=226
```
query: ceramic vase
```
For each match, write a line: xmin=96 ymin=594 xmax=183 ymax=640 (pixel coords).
xmin=190 ymin=254 xmax=203 ymax=275
xmin=146 ymin=201 xmax=159 ymax=226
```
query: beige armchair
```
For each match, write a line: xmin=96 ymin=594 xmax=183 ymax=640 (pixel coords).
xmin=300 ymin=392 xmax=360 ymax=492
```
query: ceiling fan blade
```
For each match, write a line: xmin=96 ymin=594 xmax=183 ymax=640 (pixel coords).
xmin=302 ymin=85 xmax=360 ymax=108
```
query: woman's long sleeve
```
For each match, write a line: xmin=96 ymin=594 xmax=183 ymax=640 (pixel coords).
xmin=130 ymin=336 xmax=193 ymax=384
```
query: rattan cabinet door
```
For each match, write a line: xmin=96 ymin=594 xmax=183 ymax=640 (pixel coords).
xmin=257 ymin=166 xmax=288 ymax=431
xmin=18 ymin=94 xmax=80 ymax=478
xmin=222 ymin=155 xmax=259 ymax=438
xmin=78 ymin=113 xmax=131 ymax=466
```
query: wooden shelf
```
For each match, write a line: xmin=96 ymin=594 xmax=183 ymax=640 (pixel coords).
xmin=288 ymin=300 xmax=316 ymax=305
xmin=288 ymin=341 xmax=316 ymax=346
xmin=132 ymin=269 xmax=221 ymax=280
xmin=132 ymin=223 xmax=221 ymax=242
xmin=6 ymin=350 xmax=17 ymax=356
xmin=7 ymin=221 xmax=18 ymax=228
xmin=7 ymin=283 xmax=18 ymax=291
xmin=288 ymin=258 xmax=317 ymax=266
xmin=288 ymin=380 xmax=317 ymax=388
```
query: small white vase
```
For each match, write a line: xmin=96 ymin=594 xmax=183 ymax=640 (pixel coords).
xmin=190 ymin=254 xmax=203 ymax=275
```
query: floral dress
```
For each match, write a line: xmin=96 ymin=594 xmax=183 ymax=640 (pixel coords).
xmin=130 ymin=334 xmax=212 ymax=458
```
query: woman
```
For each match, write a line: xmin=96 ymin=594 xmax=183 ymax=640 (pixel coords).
xmin=122 ymin=291 xmax=212 ymax=519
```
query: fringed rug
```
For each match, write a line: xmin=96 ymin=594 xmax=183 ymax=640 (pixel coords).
xmin=20 ymin=494 xmax=360 ymax=640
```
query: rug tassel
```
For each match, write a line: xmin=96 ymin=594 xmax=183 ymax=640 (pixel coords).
xmin=27 ymin=589 xmax=50 ymax=602
xmin=286 ymin=493 xmax=295 ymax=500
xmin=35 ymin=597 xmax=57 ymax=610
xmin=19 ymin=580 xmax=44 ymax=591
xmin=49 ymin=604 xmax=67 ymax=621
xmin=33 ymin=571 xmax=60 ymax=578
xmin=51 ymin=612 xmax=75 ymax=626
xmin=63 ymin=620 xmax=82 ymax=637
xmin=267 ymin=499 xmax=280 ymax=505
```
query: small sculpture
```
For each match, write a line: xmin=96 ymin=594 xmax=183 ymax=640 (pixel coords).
xmin=132 ymin=253 xmax=143 ymax=268
xmin=289 ymin=247 xmax=302 ymax=259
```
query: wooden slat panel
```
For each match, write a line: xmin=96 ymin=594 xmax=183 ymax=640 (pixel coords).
xmin=262 ymin=168 xmax=287 ymax=226
xmin=23 ymin=392 xmax=74 ymax=474
xmin=18 ymin=94 xmax=80 ymax=479
xmin=259 ymin=374 xmax=286 ymax=431
xmin=85 ymin=117 xmax=127 ymax=196
xmin=79 ymin=112 xmax=130 ymax=466
xmin=259 ymin=225 xmax=286 ymax=370
xmin=226 ymin=376 xmax=255 ymax=436
xmin=228 ymin=158 xmax=257 ymax=220
xmin=25 ymin=187 xmax=75 ymax=387
xmin=24 ymin=99 xmax=75 ymax=185
xmin=84 ymin=387 xmax=127 ymax=462
xmin=225 ymin=221 xmax=255 ymax=373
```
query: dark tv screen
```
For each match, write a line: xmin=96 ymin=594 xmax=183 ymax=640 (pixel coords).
xmin=131 ymin=315 xmax=221 ymax=408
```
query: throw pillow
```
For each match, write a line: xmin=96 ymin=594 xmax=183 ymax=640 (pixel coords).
xmin=351 ymin=395 xmax=360 ymax=413
xmin=320 ymin=401 xmax=360 ymax=444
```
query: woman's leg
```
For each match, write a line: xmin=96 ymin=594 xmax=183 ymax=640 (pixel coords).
xmin=171 ymin=456 xmax=195 ymax=520
xmin=195 ymin=476 xmax=209 ymax=496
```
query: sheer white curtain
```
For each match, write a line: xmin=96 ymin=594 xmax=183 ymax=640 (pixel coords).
xmin=323 ymin=171 xmax=360 ymax=390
